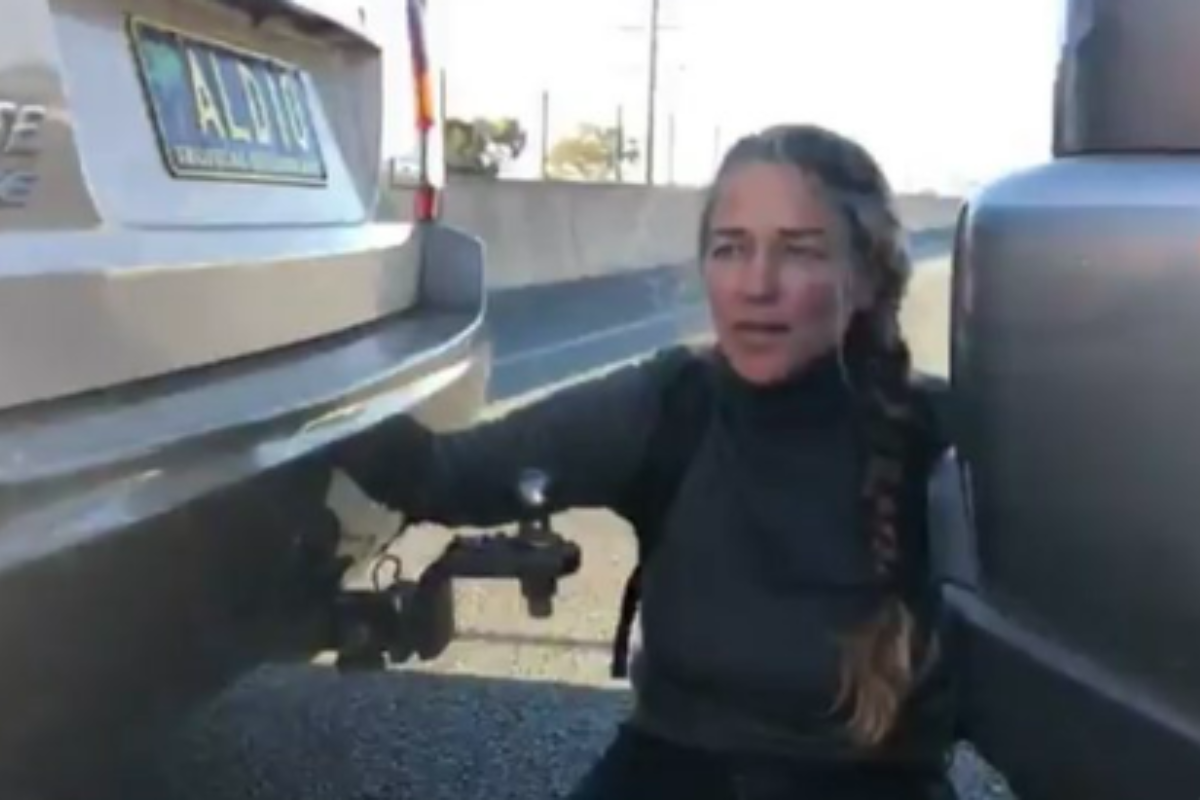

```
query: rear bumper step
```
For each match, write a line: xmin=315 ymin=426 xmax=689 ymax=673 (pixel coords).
xmin=0 ymin=224 xmax=489 ymax=798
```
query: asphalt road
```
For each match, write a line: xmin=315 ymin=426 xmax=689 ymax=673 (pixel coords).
xmin=142 ymin=510 xmax=1014 ymax=800
xmin=131 ymin=254 xmax=1019 ymax=800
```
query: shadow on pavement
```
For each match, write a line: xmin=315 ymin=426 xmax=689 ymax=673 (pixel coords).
xmin=129 ymin=664 xmax=630 ymax=800
xmin=126 ymin=662 xmax=1015 ymax=800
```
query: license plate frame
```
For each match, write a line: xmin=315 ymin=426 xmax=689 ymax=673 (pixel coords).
xmin=127 ymin=15 xmax=329 ymax=187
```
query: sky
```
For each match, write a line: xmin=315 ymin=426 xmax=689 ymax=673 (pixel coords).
xmin=429 ymin=0 xmax=1065 ymax=193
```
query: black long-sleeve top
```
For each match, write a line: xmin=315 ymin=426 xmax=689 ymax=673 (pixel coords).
xmin=352 ymin=345 xmax=955 ymax=769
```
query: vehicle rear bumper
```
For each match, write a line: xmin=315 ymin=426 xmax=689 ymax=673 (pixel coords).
xmin=0 ymin=223 xmax=488 ymax=797
xmin=949 ymin=586 xmax=1200 ymax=800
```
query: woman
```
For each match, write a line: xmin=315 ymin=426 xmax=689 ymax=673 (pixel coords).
xmin=335 ymin=124 xmax=956 ymax=799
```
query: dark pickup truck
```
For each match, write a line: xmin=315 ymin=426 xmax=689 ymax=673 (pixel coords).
xmin=936 ymin=0 xmax=1200 ymax=796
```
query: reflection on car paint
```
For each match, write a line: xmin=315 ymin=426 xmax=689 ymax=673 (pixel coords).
xmin=0 ymin=99 xmax=45 ymax=208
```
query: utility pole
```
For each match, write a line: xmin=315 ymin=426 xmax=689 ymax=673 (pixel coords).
xmin=540 ymin=89 xmax=550 ymax=178
xmin=666 ymin=112 xmax=676 ymax=184
xmin=645 ymin=0 xmax=661 ymax=185
xmin=615 ymin=104 xmax=626 ymax=182
xmin=616 ymin=0 xmax=678 ymax=185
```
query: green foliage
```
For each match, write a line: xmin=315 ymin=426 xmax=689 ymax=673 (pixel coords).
xmin=545 ymin=123 xmax=640 ymax=181
xmin=444 ymin=116 xmax=528 ymax=177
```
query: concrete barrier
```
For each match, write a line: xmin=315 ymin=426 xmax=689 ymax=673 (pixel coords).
xmin=432 ymin=175 xmax=962 ymax=401
xmin=441 ymin=175 xmax=963 ymax=291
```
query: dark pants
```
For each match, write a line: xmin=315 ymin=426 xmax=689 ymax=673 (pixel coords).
xmin=565 ymin=724 xmax=952 ymax=800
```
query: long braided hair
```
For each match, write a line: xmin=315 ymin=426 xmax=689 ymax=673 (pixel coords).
xmin=699 ymin=124 xmax=934 ymax=747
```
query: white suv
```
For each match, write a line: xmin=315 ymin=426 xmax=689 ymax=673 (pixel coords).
xmin=0 ymin=0 xmax=486 ymax=795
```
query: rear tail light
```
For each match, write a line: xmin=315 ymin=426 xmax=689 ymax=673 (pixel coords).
xmin=415 ymin=184 xmax=440 ymax=221
xmin=407 ymin=0 xmax=440 ymax=222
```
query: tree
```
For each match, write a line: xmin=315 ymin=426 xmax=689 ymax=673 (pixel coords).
xmin=444 ymin=116 xmax=528 ymax=177
xmin=545 ymin=123 xmax=640 ymax=182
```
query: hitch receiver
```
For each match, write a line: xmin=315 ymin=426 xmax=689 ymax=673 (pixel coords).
xmin=329 ymin=469 xmax=581 ymax=671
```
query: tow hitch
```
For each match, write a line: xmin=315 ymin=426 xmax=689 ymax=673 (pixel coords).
xmin=330 ymin=469 xmax=581 ymax=671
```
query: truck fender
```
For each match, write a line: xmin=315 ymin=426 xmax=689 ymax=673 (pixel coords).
xmin=927 ymin=447 xmax=980 ymax=591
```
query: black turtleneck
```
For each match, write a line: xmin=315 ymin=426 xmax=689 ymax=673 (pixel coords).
xmin=386 ymin=344 xmax=951 ymax=766
xmin=631 ymin=347 xmax=900 ymax=757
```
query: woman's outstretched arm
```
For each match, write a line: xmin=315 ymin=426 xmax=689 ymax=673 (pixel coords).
xmin=333 ymin=349 xmax=688 ymax=528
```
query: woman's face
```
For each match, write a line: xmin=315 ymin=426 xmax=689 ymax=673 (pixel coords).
xmin=702 ymin=161 xmax=871 ymax=386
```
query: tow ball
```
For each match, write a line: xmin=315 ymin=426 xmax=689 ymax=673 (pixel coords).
xmin=331 ymin=468 xmax=581 ymax=671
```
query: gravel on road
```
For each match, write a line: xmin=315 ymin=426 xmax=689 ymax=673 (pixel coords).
xmin=140 ymin=510 xmax=1016 ymax=800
